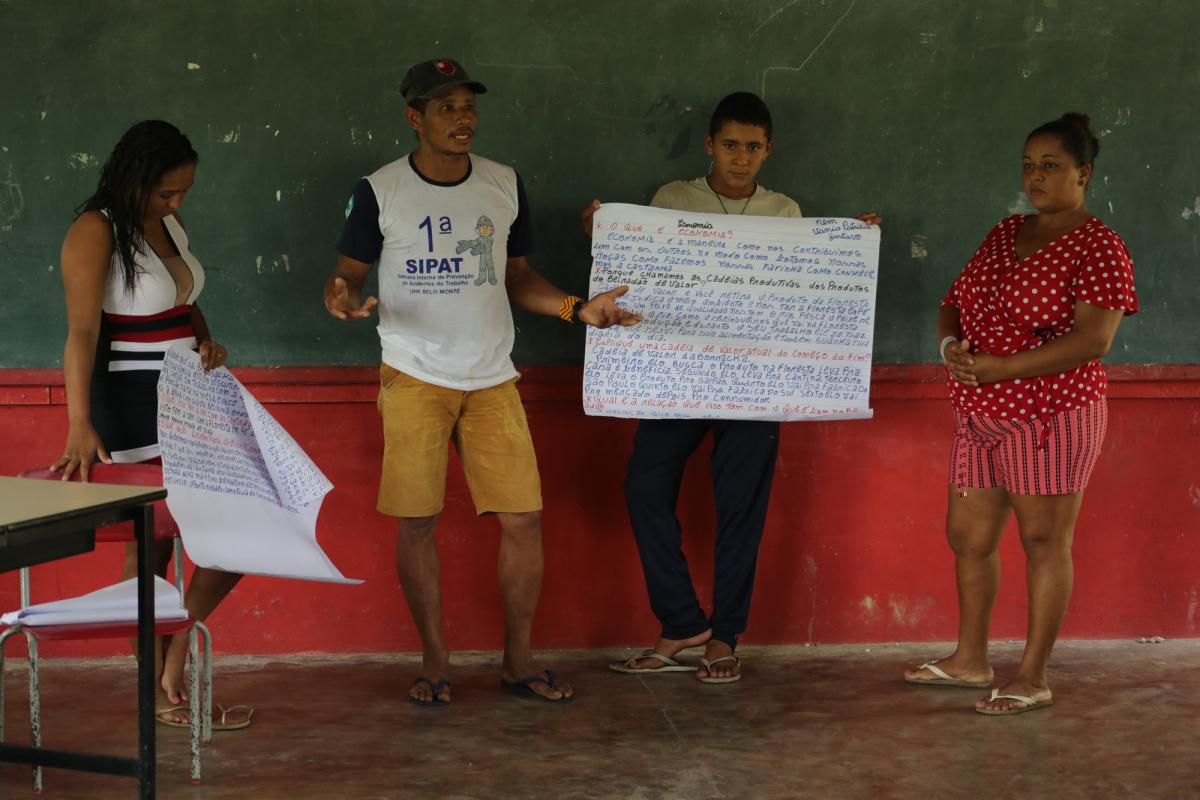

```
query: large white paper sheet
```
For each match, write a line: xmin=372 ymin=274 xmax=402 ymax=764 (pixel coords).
xmin=157 ymin=348 xmax=360 ymax=584
xmin=1 ymin=576 xmax=186 ymax=627
xmin=584 ymin=203 xmax=881 ymax=421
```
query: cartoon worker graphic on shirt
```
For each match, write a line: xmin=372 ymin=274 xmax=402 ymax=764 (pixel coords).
xmin=456 ymin=215 xmax=496 ymax=286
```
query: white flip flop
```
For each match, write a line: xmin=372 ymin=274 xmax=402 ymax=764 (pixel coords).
xmin=905 ymin=660 xmax=992 ymax=688
xmin=608 ymin=649 xmax=697 ymax=674
xmin=697 ymin=655 xmax=741 ymax=684
xmin=975 ymin=688 xmax=1053 ymax=716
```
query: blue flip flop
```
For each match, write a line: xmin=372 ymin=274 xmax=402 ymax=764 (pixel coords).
xmin=408 ymin=677 xmax=451 ymax=707
xmin=500 ymin=669 xmax=575 ymax=703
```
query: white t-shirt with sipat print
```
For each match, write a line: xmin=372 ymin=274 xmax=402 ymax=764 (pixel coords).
xmin=365 ymin=154 xmax=522 ymax=391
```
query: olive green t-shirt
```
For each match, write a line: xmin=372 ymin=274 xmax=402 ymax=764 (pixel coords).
xmin=649 ymin=176 xmax=802 ymax=218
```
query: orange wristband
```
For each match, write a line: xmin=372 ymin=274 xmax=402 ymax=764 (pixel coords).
xmin=559 ymin=295 xmax=585 ymax=323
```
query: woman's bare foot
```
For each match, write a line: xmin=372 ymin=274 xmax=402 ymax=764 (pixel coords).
xmin=696 ymin=640 xmax=740 ymax=681
xmin=904 ymin=651 xmax=993 ymax=686
xmin=622 ymin=629 xmax=713 ymax=672
xmin=155 ymin=693 xmax=190 ymax=724
xmin=161 ymin=632 xmax=190 ymax=706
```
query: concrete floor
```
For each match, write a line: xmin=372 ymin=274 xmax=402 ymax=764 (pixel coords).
xmin=0 ymin=641 xmax=1197 ymax=800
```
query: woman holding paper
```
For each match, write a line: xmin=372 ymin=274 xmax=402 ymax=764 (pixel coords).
xmin=905 ymin=113 xmax=1138 ymax=714
xmin=51 ymin=120 xmax=250 ymax=729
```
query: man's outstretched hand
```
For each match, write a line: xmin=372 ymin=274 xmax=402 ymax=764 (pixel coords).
xmin=577 ymin=286 xmax=643 ymax=328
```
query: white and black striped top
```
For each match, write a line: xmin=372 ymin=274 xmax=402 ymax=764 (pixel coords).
xmin=100 ymin=213 xmax=205 ymax=371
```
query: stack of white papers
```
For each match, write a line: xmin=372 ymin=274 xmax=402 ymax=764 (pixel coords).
xmin=0 ymin=576 xmax=187 ymax=627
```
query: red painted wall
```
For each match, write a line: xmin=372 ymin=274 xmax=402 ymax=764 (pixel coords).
xmin=2 ymin=365 xmax=1197 ymax=658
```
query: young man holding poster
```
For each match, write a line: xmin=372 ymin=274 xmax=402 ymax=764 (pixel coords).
xmin=325 ymin=58 xmax=639 ymax=705
xmin=587 ymin=92 xmax=880 ymax=683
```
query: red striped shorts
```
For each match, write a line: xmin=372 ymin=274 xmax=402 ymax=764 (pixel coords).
xmin=950 ymin=400 xmax=1108 ymax=496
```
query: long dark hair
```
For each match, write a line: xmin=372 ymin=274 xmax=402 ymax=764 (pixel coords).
xmin=76 ymin=120 xmax=198 ymax=291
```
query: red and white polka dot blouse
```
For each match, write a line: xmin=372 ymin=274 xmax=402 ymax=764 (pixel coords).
xmin=942 ymin=215 xmax=1139 ymax=421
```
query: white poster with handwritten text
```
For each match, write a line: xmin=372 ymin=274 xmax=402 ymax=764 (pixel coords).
xmin=584 ymin=203 xmax=880 ymax=421
xmin=157 ymin=348 xmax=360 ymax=584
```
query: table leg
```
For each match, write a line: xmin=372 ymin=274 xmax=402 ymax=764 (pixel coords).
xmin=136 ymin=503 xmax=157 ymax=800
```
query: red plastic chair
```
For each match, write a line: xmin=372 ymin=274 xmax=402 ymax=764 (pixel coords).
xmin=0 ymin=464 xmax=212 ymax=790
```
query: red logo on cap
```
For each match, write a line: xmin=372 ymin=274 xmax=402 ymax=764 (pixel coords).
xmin=435 ymin=60 xmax=456 ymax=76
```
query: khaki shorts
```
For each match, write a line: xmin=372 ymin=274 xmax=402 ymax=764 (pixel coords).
xmin=377 ymin=364 xmax=542 ymax=517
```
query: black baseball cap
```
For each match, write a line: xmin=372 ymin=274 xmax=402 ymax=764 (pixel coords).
xmin=400 ymin=58 xmax=488 ymax=103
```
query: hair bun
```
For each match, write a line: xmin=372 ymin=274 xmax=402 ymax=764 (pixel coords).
xmin=1026 ymin=112 xmax=1101 ymax=168
xmin=1061 ymin=111 xmax=1092 ymax=129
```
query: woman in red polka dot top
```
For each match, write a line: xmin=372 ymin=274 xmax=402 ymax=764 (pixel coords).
xmin=904 ymin=112 xmax=1139 ymax=715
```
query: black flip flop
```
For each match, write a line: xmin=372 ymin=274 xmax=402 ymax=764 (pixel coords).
xmin=408 ymin=676 xmax=451 ymax=707
xmin=500 ymin=669 xmax=575 ymax=703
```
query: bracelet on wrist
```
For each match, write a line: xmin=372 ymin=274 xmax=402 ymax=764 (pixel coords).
xmin=559 ymin=295 xmax=585 ymax=324
xmin=939 ymin=336 xmax=958 ymax=363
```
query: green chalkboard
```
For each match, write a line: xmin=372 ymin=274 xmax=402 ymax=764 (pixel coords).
xmin=1 ymin=0 xmax=1195 ymax=367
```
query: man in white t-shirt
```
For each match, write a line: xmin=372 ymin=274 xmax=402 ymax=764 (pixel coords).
xmin=324 ymin=58 xmax=640 ymax=705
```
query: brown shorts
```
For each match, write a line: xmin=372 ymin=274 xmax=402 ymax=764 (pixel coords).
xmin=376 ymin=365 xmax=542 ymax=517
